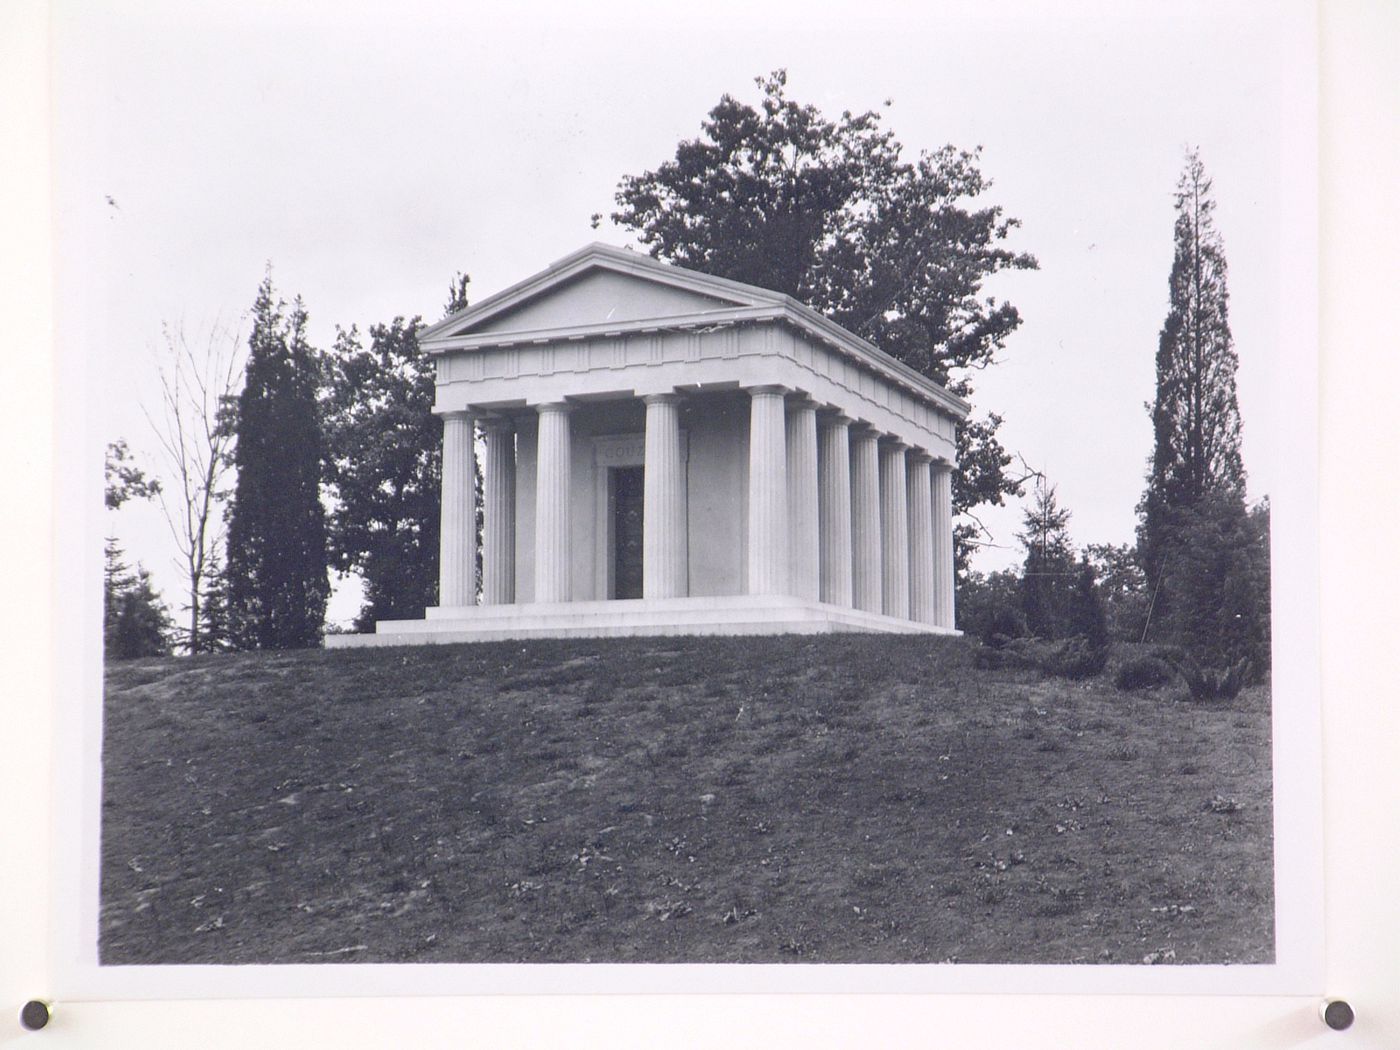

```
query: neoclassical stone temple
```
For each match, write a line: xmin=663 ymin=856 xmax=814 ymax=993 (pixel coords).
xmin=328 ymin=243 xmax=965 ymax=646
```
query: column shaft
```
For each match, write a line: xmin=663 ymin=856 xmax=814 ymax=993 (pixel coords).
xmin=932 ymin=461 xmax=956 ymax=628
xmin=879 ymin=442 xmax=911 ymax=619
xmin=746 ymin=386 xmax=789 ymax=595
xmin=817 ymin=414 xmax=854 ymax=606
xmin=534 ymin=402 xmax=573 ymax=603
xmin=785 ymin=399 xmax=820 ymax=602
xmin=849 ymin=427 xmax=883 ymax=613
xmin=907 ymin=455 xmax=937 ymax=624
xmin=482 ymin=420 xmax=516 ymax=605
xmin=438 ymin=411 xmax=476 ymax=607
xmin=643 ymin=394 xmax=686 ymax=599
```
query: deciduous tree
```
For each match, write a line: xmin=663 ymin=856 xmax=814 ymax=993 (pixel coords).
xmin=322 ymin=318 xmax=441 ymax=628
xmin=144 ymin=320 xmax=243 ymax=653
xmin=608 ymin=70 xmax=1037 ymax=564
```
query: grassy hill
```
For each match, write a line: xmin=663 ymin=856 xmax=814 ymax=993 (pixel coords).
xmin=100 ymin=634 xmax=1273 ymax=965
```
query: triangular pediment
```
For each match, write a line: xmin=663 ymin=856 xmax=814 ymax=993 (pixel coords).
xmin=421 ymin=243 xmax=785 ymax=344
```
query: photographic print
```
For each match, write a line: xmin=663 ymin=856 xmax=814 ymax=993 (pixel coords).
xmin=53 ymin=0 xmax=1321 ymax=994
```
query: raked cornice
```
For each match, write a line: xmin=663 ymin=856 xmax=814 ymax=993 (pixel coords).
xmin=419 ymin=243 xmax=970 ymax=422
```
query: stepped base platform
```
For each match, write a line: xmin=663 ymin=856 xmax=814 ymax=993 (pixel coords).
xmin=325 ymin=595 xmax=958 ymax=648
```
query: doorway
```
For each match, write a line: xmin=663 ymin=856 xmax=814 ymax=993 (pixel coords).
xmin=610 ymin=466 xmax=645 ymax=599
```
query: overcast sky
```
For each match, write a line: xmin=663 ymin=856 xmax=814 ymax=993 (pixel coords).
xmin=53 ymin=0 xmax=1314 ymax=626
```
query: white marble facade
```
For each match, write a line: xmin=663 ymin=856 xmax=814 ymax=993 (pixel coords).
xmin=328 ymin=244 xmax=965 ymax=646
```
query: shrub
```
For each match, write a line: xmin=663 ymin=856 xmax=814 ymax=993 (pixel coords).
xmin=1066 ymin=558 xmax=1109 ymax=652
xmin=1147 ymin=495 xmax=1270 ymax=681
xmin=1170 ymin=653 xmax=1252 ymax=702
xmin=972 ymin=642 xmax=1036 ymax=671
xmin=973 ymin=636 xmax=1106 ymax=679
xmin=1114 ymin=655 xmax=1173 ymax=691
xmin=957 ymin=569 xmax=1026 ymax=647
xmin=984 ymin=605 xmax=1029 ymax=648
xmin=1040 ymin=636 xmax=1108 ymax=680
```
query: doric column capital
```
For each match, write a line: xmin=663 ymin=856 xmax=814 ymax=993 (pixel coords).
xmin=535 ymin=400 xmax=573 ymax=416
xmin=880 ymin=436 xmax=910 ymax=452
xmin=931 ymin=456 xmax=955 ymax=474
xmin=908 ymin=448 xmax=934 ymax=464
xmin=642 ymin=391 xmax=683 ymax=407
xmin=479 ymin=415 xmax=514 ymax=434
xmin=785 ymin=393 xmax=819 ymax=410
xmin=744 ymin=383 xmax=790 ymax=398
xmin=818 ymin=408 xmax=854 ymax=428
xmin=439 ymin=408 xmax=474 ymax=424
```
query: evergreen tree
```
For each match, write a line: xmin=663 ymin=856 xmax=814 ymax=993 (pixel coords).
xmin=1138 ymin=149 xmax=1247 ymax=586
xmin=1155 ymin=494 xmax=1271 ymax=673
xmin=444 ymin=272 xmax=471 ymax=316
xmin=1017 ymin=480 xmax=1075 ymax=639
xmin=224 ymin=273 xmax=329 ymax=649
xmin=103 ymin=537 xmax=173 ymax=659
xmin=197 ymin=548 xmax=233 ymax=653
xmin=1136 ymin=150 xmax=1268 ymax=675
xmin=1085 ymin=542 xmax=1150 ymax=643
xmin=1066 ymin=555 xmax=1109 ymax=651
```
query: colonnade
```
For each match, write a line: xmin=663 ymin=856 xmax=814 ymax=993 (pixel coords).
xmin=437 ymin=385 xmax=956 ymax=628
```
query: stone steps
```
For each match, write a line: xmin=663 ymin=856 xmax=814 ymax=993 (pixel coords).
xmin=325 ymin=596 xmax=953 ymax=648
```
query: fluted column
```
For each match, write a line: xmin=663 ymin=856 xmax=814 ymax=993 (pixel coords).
xmin=849 ymin=425 xmax=883 ymax=613
xmin=785 ymin=397 xmax=820 ymax=602
xmin=438 ymin=410 xmax=476 ymax=608
xmin=879 ymin=440 xmax=911 ymax=620
xmin=643 ymin=393 xmax=686 ymax=599
xmin=534 ymin=401 xmax=573 ymax=603
xmin=481 ymin=418 xmax=516 ymax=605
xmin=746 ymin=385 xmax=789 ymax=595
xmin=932 ymin=460 xmax=955 ymax=628
xmin=907 ymin=452 xmax=936 ymax=624
xmin=817 ymin=412 xmax=854 ymax=606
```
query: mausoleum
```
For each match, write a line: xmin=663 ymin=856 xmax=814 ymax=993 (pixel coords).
xmin=328 ymin=243 xmax=965 ymax=646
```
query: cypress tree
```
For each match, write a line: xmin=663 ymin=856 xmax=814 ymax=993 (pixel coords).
xmin=225 ymin=273 xmax=329 ymax=649
xmin=1137 ymin=151 xmax=1268 ymax=674
xmin=1138 ymin=149 xmax=1246 ymax=588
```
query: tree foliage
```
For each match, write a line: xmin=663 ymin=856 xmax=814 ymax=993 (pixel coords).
xmin=1154 ymin=495 xmax=1271 ymax=673
xmin=322 ymin=318 xmax=442 ymax=629
xmin=197 ymin=548 xmax=233 ymax=653
xmin=1017 ymin=480 xmax=1075 ymax=639
xmin=609 ymin=70 xmax=1037 ymax=562
xmin=1066 ymin=556 xmax=1109 ymax=652
xmin=104 ymin=537 xmax=172 ymax=660
xmin=1136 ymin=151 xmax=1268 ymax=676
xmin=104 ymin=440 xmax=160 ymax=510
xmin=1085 ymin=542 xmax=1150 ymax=643
xmin=956 ymin=568 xmax=1025 ymax=645
xmin=1139 ymin=149 xmax=1246 ymax=585
xmin=224 ymin=272 xmax=329 ymax=650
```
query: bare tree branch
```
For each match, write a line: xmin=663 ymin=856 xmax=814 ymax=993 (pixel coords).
xmin=144 ymin=317 xmax=245 ymax=653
